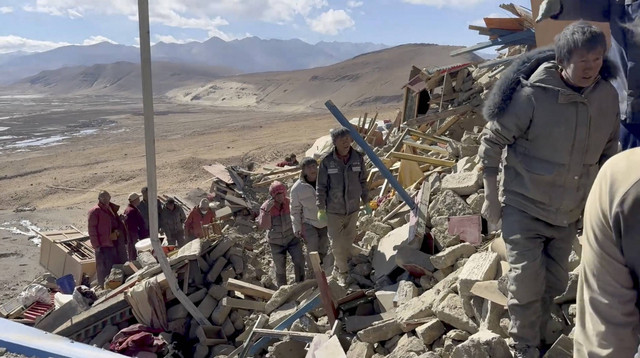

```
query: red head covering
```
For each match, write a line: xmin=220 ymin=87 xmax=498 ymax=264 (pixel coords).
xmin=269 ymin=181 xmax=287 ymax=197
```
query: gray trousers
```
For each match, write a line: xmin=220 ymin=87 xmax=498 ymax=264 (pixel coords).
xmin=502 ymin=205 xmax=577 ymax=348
xmin=327 ymin=212 xmax=358 ymax=273
xmin=166 ymin=229 xmax=186 ymax=247
xmin=270 ymin=237 xmax=305 ymax=287
xmin=302 ymin=222 xmax=331 ymax=270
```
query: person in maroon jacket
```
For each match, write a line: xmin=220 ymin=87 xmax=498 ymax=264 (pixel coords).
xmin=184 ymin=198 xmax=216 ymax=242
xmin=88 ymin=190 xmax=126 ymax=287
xmin=123 ymin=192 xmax=148 ymax=261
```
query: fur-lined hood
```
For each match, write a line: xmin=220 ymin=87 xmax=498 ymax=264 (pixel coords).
xmin=483 ymin=47 xmax=618 ymax=122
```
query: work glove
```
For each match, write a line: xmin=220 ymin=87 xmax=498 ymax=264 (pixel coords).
xmin=317 ymin=209 xmax=327 ymax=224
xmin=536 ymin=0 xmax=562 ymax=23
xmin=481 ymin=174 xmax=502 ymax=226
xmin=364 ymin=203 xmax=373 ymax=216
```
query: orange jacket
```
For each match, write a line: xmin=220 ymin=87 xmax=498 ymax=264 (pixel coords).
xmin=184 ymin=207 xmax=215 ymax=239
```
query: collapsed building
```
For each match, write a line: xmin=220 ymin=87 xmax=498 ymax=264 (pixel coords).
xmin=0 ymin=4 xmax=578 ymax=358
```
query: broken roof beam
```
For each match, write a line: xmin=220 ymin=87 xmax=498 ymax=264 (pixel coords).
xmin=225 ymin=278 xmax=275 ymax=300
xmin=404 ymin=104 xmax=473 ymax=127
xmin=450 ymin=28 xmax=535 ymax=57
xmin=389 ymin=152 xmax=455 ymax=168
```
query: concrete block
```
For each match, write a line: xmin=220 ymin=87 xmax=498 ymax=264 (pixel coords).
xmin=208 ymin=284 xmax=229 ymax=300
xmin=458 ymin=251 xmax=499 ymax=297
xmin=480 ymin=299 xmax=507 ymax=337
xmin=466 ymin=193 xmax=484 ymax=215
xmin=228 ymin=254 xmax=244 ymax=275
xmin=197 ymin=256 xmax=210 ymax=273
xmin=441 ymin=172 xmax=482 ymax=196
xmin=370 ymin=221 xmax=394 ymax=237
xmin=429 ymin=243 xmax=476 ymax=270
xmin=384 ymin=334 xmax=401 ymax=352
xmin=193 ymin=343 xmax=210 ymax=358
xmin=208 ymin=238 xmax=235 ymax=262
xmin=353 ymin=263 xmax=373 ymax=276
xmin=188 ymin=288 xmax=208 ymax=304
xmin=206 ymin=257 xmax=228 ymax=283
xmin=394 ymin=280 xmax=419 ymax=307
xmin=210 ymin=301 xmax=232 ymax=325
xmin=230 ymin=310 xmax=245 ymax=331
xmin=346 ymin=340 xmax=374 ymax=358
xmin=372 ymin=223 xmax=412 ymax=280
xmin=396 ymin=267 xmax=462 ymax=324
xmin=388 ymin=335 xmax=427 ymax=357
xmin=433 ymin=266 xmax=453 ymax=282
xmin=265 ymin=279 xmax=317 ymax=314
xmin=433 ymin=293 xmax=479 ymax=334
xmin=197 ymin=294 xmax=219 ymax=317
xmin=395 ymin=246 xmax=434 ymax=277
xmin=415 ymin=319 xmax=446 ymax=345
xmin=271 ymin=340 xmax=307 ymax=358
xmin=428 ymin=190 xmax=472 ymax=219
xmin=446 ymin=329 xmax=470 ymax=341
xmin=451 ymin=330 xmax=511 ymax=358
xmin=167 ymin=302 xmax=189 ymax=321
xmin=220 ymin=265 xmax=236 ymax=282
xmin=222 ymin=317 xmax=235 ymax=337
xmin=419 ymin=275 xmax=436 ymax=290
xmin=356 ymin=319 xmax=403 ymax=343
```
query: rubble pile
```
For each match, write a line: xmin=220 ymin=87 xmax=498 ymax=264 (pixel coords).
xmin=0 ymin=5 xmax=579 ymax=355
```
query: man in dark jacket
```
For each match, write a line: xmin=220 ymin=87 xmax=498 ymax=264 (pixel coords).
xmin=160 ymin=197 xmax=186 ymax=247
xmin=317 ymin=127 xmax=370 ymax=285
xmin=574 ymin=148 xmax=640 ymax=357
xmin=88 ymin=190 xmax=127 ymax=287
xmin=479 ymin=22 xmax=619 ymax=357
xmin=123 ymin=192 xmax=147 ymax=261
xmin=537 ymin=0 xmax=640 ymax=149
xmin=138 ymin=186 xmax=162 ymax=234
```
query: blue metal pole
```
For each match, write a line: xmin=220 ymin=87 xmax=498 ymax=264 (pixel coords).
xmin=324 ymin=100 xmax=416 ymax=211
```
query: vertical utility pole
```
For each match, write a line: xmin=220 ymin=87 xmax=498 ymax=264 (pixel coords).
xmin=137 ymin=0 xmax=210 ymax=326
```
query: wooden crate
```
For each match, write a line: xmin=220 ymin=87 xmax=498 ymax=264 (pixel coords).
xmin=38 ymin=229 xmax=96 ymax=285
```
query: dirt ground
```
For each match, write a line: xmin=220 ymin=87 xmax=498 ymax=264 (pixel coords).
xmin=0 ymin=95 xmax=396 ymax=305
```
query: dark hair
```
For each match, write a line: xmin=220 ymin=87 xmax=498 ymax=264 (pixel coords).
xmin=166 ymin=197 xmax=175 ymax=204
xmin=555 ymin=21 xmax=606 ymax=65
xmin=330 ymin=127 xmax=351 ymax=144
xmin=141 ymin=186 xmax=148 ymax=193
xmin=300 ymin=157 xmax=317 ymax=169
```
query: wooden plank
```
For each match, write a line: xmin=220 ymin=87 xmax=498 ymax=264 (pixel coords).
xmin=254 ymin=171 xmax=301 ymax=187
xmin=483 ymin=17 xmax=525 ymax=31
xmin=236 ymin=314 xmax=268 ymax=357
xmin=202 ymin=164 xmax=233 ymax=185
xmin=389 ymin=152 xmax=455 ymax=167
xmin=435 ymin=114 xmax=462 ymax=136
xmin=403 ymin=141 xmax=449 ymax=156
xmin=408 ymin=181 xmax=431 ymax=246
xmin=309 ymin=252 xmax=337 ymax=326
xmin=383 ymin=128 xmax=409 ymax=159
xmin=451 ymin=28 xmax=535 ymax=56
xmin=404 ymin=105 xmax=472 ymax=127
xmin=213 ymin=189 xmax=249 ymax=208
xmin=222 ymin=297 xmax=266 ymax=312
xmin=225 ymin=278 xmax=275 ymax=300
xmin=251 ymin=328 xmax=325 ymax=341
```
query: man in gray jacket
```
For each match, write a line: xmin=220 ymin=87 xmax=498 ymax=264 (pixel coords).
xmin=317 ymin=127 xmax=370 ymax=284
xmin=290 ymin=157 xmax=331 ymax=272
xmin=537 ymin=0 xmax=640 ymax=149
xmin=575 ymin=148 xmax=640 ymax=357
xmin=479 ymin=22 xmax=619 ymax=357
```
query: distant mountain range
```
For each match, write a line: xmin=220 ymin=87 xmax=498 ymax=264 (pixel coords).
xmin=0 ymin=37 xmax=388 ymax=85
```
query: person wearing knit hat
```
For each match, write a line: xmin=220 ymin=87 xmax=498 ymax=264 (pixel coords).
xmin=184 ymin=198 xmax=216 ymax=243
xmin=160 ymin=197 xmax=186 ymax=247
xmin=123 ymin=192 xmax=147 ymax=261
xmin=257 ymin=181 xmax=305 ymax=286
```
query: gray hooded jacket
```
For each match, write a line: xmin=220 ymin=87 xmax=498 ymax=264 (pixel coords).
xmin=316 ymin=148 xmax=368 ymax=216
xmin=479 ymin=48 xmax=620 ymax=226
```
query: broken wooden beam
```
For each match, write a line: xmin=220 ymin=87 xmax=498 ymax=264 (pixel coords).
xmin=221 ymin=297 xmax=266 ymax=312
xmin=404 ymin=104 xmax=473 ymax=127
xmin=309 ymin=252 xmax=337 ymax=326
xmin=389 ymin=152 xmax=455 ymax=167
xmin=224 ymin=278 xmax=275 ymax=300
xmin=403 ymin=141 xmax=449 ymax=156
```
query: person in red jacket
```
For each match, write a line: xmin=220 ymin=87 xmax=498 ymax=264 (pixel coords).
xmin=88 ymin=190 xmax=127 ymax=287
xmin=184 ymin=198 xmax=215 ymax=242
xmin=123 ymin=192 xmax=148 ymax=261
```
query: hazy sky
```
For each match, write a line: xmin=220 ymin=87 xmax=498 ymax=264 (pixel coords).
xmin=0 ymin=0 xmax=533 ymax=53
